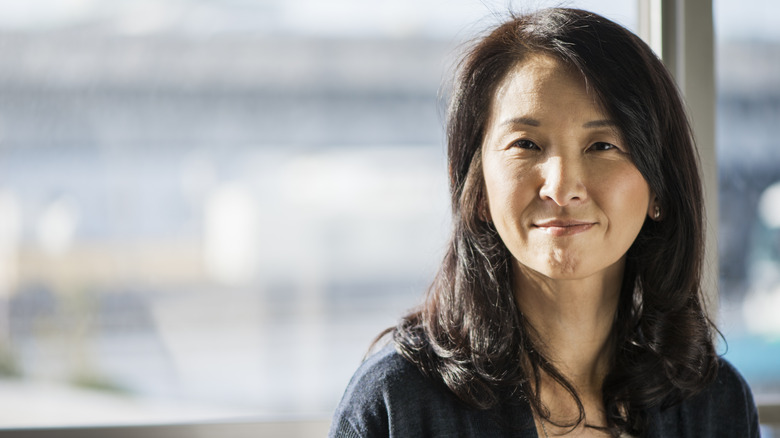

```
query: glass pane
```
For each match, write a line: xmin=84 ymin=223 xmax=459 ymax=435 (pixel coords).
xmin=0 ymin=0 xmax=635 ymax=428
xmin=715 ymin=0 xmax=780 ymax=414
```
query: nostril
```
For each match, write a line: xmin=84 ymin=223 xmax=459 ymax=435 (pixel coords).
xmin=539 ymin=175 xmax=586 ymax=206
xmin=537 ymin=156 xmax=588 ymax=206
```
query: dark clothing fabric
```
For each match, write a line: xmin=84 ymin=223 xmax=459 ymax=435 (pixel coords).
xmin=329 ymin=345 xmax=760 ymax=437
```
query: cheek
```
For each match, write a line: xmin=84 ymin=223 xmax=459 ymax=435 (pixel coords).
xmin=482 ymin=159 xmax=540 ymax=254
xmin=482 ymin=156 xmax=536 ymax=213
xmin=600 ymin=167 xmax=651 ymax=229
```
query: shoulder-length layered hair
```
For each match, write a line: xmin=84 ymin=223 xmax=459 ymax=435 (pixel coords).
xmin=391 ymin=8 xmax=717 ymax=436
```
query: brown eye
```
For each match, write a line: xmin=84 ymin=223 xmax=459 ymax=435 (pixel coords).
xmin=590 ymin=142 xmax=618 ymax=151
xmin=512 ymin=139 xmax=540 ymax=150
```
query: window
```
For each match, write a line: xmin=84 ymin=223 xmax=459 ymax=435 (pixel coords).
xmin=28 ymin=2 xmax=780 ymax=436
xmin=714 ymin=0 xmax=780 ymax=431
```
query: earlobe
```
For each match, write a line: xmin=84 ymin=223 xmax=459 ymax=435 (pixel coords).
xmin=648 ymin=202 xmax=661 ymax=221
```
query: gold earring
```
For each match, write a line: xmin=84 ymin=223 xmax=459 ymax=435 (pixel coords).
xmin=653 ymin=205 xmax=661 ymax=220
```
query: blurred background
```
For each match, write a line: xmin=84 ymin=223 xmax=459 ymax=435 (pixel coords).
xmin=0 ymin=0 xmax=777 ymax=431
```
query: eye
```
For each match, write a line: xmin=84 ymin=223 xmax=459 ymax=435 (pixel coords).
xmin=589 ymin=142 xmax=620 ymax=152
xmin=511 ymin=139 xmax=540 ymax=150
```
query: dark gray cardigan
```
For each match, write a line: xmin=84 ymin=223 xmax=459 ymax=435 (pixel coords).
xmin=330 ymin=346 xmax=759 ymax=437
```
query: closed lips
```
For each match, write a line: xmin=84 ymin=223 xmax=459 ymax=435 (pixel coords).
xmin=533 ymin=220 xmax=596 ymax=236
xmin=534 ymin=220 xmax=594 ymax=227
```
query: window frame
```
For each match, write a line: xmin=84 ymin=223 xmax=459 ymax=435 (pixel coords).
xmin=639 ymin=0 xmax=719 ymax=316
xmin=638 ymin=0 xmax=780 ymax=427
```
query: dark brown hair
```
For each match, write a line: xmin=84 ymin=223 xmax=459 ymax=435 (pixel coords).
xmin=390 ymin=8 xmax=717 ymax=436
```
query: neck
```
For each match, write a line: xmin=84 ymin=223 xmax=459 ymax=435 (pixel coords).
xmin=514 ymin=259 xmax=624 ymax=393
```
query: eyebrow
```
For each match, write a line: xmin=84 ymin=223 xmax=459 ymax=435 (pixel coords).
xmin=582 ymin=119 xmax=618 ymax=129
xmin=500 ymin=117 xmax=540 ymax=127
xmin=499 ymin=117 xmax=617 ymax=129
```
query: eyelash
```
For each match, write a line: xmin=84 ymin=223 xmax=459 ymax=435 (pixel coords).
xmin=511 ymin=139 xmax=540 ymax=150
xmin=589 ymin=142 xmax=619 ymax=152
xmin=509 ymin=140 xmax=621 ymax=152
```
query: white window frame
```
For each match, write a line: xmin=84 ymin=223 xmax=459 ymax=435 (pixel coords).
xmin=639 ymin=0 xmax=719 ymax=317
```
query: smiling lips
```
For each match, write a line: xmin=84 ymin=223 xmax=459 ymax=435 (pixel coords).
xmin=533 ymin=220 xmax=596 ymax=236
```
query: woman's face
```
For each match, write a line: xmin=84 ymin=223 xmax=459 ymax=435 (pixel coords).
xmin=481 ymin=53 xmax=652 ymax=282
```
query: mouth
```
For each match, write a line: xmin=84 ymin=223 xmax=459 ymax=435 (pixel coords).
xmin=533 ymin=219 xmax=596 ymax=236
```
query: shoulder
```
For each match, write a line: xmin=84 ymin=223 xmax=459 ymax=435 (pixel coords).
xmin=699 ymin=356 xmax=759 ymax=424
xmin=328 ymin=344 xmax=536 ymax=437
xmin=334 ymin=344 xmax=433 ymax=416
xmin=653 ymin=357 xmax=759 ymax=437
xmin=709 ymin=357 xmax=756 ymax=403
xmin=354 ymin=343 xmax=429 ymax=390
xmin=328 ymin=344 xmax=453 ymax=437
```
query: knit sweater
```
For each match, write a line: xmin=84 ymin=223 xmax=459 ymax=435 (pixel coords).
xmin=330 ymin=345 xmax=759 ymax=437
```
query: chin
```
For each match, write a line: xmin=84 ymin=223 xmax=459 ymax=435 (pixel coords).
xmin=537 ymin=266 xmax=590 ymax=281
xmin=536 ymin=250 xmax=584 ymax=278
xmin=525 ymin=254 xmax=626 ymax=283
xmin=520 ymin=256 xmax=588 ymax=281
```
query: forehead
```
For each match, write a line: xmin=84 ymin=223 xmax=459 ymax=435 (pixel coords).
xmin=488 ymin=53 xmax=605 ymax=120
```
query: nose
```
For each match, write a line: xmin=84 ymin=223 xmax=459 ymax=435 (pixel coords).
xmin=538 ymin=155 xmax=587 ymax=206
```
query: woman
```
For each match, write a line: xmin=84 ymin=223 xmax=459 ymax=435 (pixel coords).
xmin=330 ymin=8 xmax=758 ymax=437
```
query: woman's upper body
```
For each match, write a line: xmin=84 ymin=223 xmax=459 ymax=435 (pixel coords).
xmin=329 ymin=346 xmax=759 ymax=438
xmin=330 ymin=7 xmax=759 ymax=437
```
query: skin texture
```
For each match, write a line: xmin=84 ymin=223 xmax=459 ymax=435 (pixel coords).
xmin=480 ymin=53 xmax=656 ymax=436
xmin=481 ymin=53 xmax=653 ymax=283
